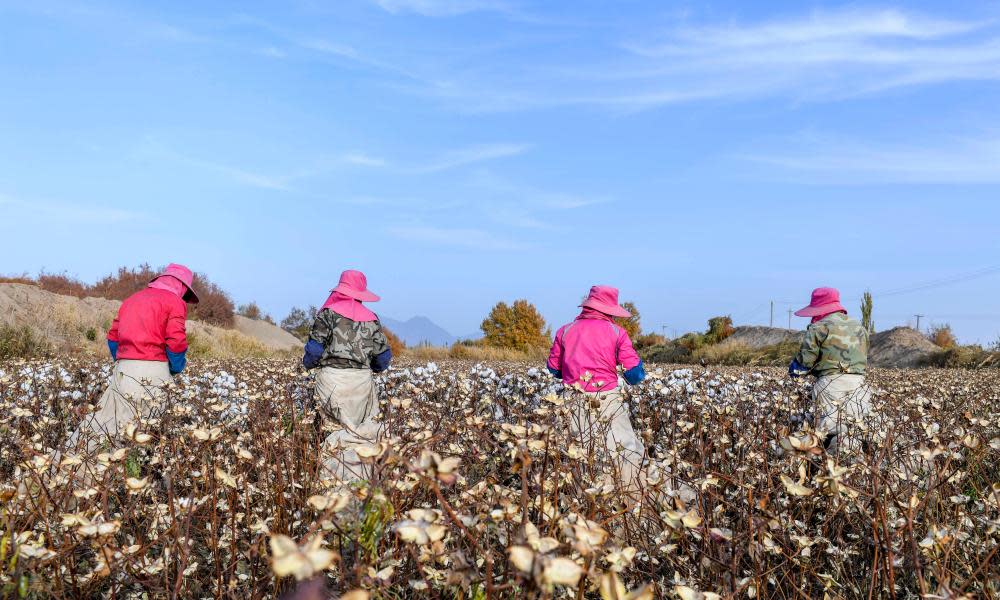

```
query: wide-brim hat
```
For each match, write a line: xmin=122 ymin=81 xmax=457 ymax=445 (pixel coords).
xmin=794 ymin=286 xmax=845 ymax=317
xmin=151 ymin=263 xmax=199 ymax=304
xmin=332 ymin=269 xmax=380 ymax=302
xmin=580 ymin=285 xmax=631 ymax=318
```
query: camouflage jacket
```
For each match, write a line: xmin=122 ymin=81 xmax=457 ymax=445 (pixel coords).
xmin=309 ymin=309 xmax=391 ymax=370
xmin=794 ymin=312 xmax=869 ymax=377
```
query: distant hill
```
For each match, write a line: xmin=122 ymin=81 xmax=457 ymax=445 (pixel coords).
xmin=381 ymin=316 xmax=457 ymax=347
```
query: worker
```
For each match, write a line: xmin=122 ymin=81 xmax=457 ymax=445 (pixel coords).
xmin=302 ymin=269 xmax=392 ymax=481
xmin=547 ymin=285 xmax=647 ymax=490
xmin=72 ymin=263 xmax=197 ymax=447
xmin=789 ymin=287 xmax=872 ymax=456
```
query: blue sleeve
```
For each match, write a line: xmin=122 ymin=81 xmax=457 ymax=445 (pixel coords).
xmin=371 ymin=348 xmax=392 ymax=373
xmin=302 ymin=339 xmax=324 ymax=369
xmin=788 ymin=358 xmax=809 ymax=377
xmin=166 ymin=348 xmax=186 ymax=375
xmin=623 ymin=361 xmax=646 ymax=385
xmin=547 ymin=366 xmax=562 ymax=379
xmin=107 ymin=340 xmax=119 ymax=361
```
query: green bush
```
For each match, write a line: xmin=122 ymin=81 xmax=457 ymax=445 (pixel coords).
xmin=641 ymin=343 xmax=692 ymax=364
xmin=0 ymin=324 xmax=51 ymax=359
xmin=85 ymin=327 xmax=98 ymax=342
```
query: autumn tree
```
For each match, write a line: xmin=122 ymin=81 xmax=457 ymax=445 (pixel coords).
xmin=705 ymin=315 xmax=735 ymax=344
xmin=614 ymin=301 xmax=642 ymax=339
xmin=481 ymin=299 xmax=550 ymax=351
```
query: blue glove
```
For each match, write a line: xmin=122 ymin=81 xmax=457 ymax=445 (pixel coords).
xmin=623 ymin=361 xmax=646 ymax=385
xmin=547 ymin=366 xmax=562 ymax=379
xmin=302 ymin=339 xmax=324 ymax=369
xmin=107 ymin=340 xmax=119 ymax=361
xmin=166 ymin=348 xmax=187 ymax=375
xmin=371 ymin=349 xmax=392 ymax=373
xmin=788 ymin=359 xmax=809 ymax=378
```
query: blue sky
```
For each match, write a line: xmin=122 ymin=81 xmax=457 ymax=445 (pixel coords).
xmin=1 ymin=0 xmax=999 ymax=344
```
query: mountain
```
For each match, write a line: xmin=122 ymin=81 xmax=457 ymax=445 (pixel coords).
xmin=381 ymin=316 xmax=457 ymax=347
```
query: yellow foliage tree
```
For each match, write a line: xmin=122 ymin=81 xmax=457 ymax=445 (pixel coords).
xmin=614 ymin=301 xmax=641 ymax=339
xmin=481 ymin=299 xmax=550 ymax=351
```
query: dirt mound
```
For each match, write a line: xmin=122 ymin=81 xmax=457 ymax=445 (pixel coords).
xmin=0 ymin=283 xmax=292 ymax=358
xmin=870 ymin=326 xmax=940 ymax=368
xmin=234 ymin=315 xmax=300 ymax=351
xmin=729 ymin=326 xmax=804 ymax=348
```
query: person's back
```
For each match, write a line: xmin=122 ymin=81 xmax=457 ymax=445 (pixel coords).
xmin=306 ymin=309 xmax=390 ymax=371
xmin=796 ymin=312 xmax=868 ymax=377
xmin=550 ymin=312 xmax=641 ymax=392
xmin=110 ymin=287 xmax=188 ymax=362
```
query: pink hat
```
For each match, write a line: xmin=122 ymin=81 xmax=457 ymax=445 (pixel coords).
xmin=794 ymin=287 xmax=845 ymax=318
xmin=151 ymin=263 xmax=199 ymax=304
xmin=580 ymin=285 xmax=631 ymax=318
xmin=331 ymin=269 xmax=379 ymax=302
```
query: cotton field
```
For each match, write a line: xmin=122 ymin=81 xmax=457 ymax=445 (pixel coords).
xmin=1 ymin=359 xmax=998 ymax=599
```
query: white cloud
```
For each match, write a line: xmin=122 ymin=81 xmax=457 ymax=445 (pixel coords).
xmin=386 ymin=224 xmax=526 ymax=250
xmin=0 ymin=193 xmax=142 ymax=223
xmin=403 ymin=8 xmax=1000 ymax=112
xmin=342 ymin=152 xmax=387 ymax=167
xmin=410 ymin=143 xmax=529 ymax=173
xmin=740 ymin=133 xmax=1000 ymax=184
xmin=372 ymin=0 xmax=511 ymax=17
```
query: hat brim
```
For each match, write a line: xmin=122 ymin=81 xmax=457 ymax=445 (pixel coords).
xmin=794 ymin=301 xmax=844 ymax=317
xmin=580 ymin=298 xmax=631 ymax=318
xmin=333 ymin=284 xmax=380 ymax=303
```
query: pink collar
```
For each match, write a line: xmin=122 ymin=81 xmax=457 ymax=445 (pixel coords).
xmin=148 ymin=276 xmax=186 ymax=298
xmin=576 ymin=307 xmax=614 ymax=322
xmin=321 ymin=291 xmax=377 ymax=322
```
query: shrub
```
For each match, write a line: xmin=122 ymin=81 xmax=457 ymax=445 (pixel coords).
xmin=238 ymin=302 xmax=273 ymax=324
xmin=633 ymin=332 xmax=666 ymax=350
xmin=89 ymin=264 xmax=158 ymax=300
xmin=383 ymin=327 xmax=406 ymax=356
xmin=481 ymin=299 xmax=550 ymax=352
xmin=0 ymin=273 xmax=35 ymax=285
xmin=187 ymin=273 xmax=235 ymax=328
xmin=85 ymin=327 xmax=98 ymax=342
xmin=927 ymin=324 xmax=957 ymax=349
xmin=676 ymin=332 xmax=705 ymax=351
xmin=36 ymin=271 xmax=89 ymax=298
xmin=0 ymin=324 xmax=50 ymax=359
xmin=641 ymin=343 xmax=692 ymax=364
xmin=281 ymin=306 xmax=318 ymax=342
xmin=921 ymin=345 xmax=999 ymax=369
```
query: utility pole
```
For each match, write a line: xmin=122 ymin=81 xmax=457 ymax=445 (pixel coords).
xmin=770 ymin=300 xmax=774 ymax=328
xmin=915 ymin=314 xmax=924 ymax=332
xmin=787 ymin=309 xmax=793 ymax=330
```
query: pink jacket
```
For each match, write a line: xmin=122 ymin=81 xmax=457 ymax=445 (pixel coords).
xmin=547 ymin=309 xmax=642 ymax=392
xmin=108 ymin=287 xmax=188 ymax=362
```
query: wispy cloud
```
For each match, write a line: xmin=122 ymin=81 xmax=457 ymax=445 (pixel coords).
xmin=0 ymin=193 xmax=142 ymax=223
xmin=342 ymin=152 xmax=387 ymax=167
xmin=739 ymin=132 xmax=1000 ymax=184
xmin=371 ymin=0 xmax=512 ymax=17
xmin=410 ymin=143 xmax=530 ymax=173
xmin=398 ymin=8 xmax=1000 ymax=112
xmin=386 ymin=224 xmax=526 ymax=250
